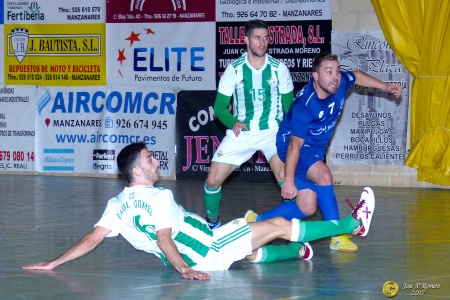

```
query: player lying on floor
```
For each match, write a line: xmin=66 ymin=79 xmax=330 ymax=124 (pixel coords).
xmin=22 ymin=142 xmax=375 ymax=281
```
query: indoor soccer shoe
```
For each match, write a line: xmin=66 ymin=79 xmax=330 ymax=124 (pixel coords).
xmin=348 ymin=187 xmax=375 ymax=236
xmin=206 ymin=216 xmax=221 ymax=229
xmin=244 ymin=210 xmax=258 ymax=223
xmin=329 ymin=235 xmax=358 ymax=252
xmin=299 ymin=242 xmax=313 ymax=260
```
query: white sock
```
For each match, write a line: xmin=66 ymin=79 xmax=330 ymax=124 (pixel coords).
xmin=290 ymin=218 xmax=300 ymax=242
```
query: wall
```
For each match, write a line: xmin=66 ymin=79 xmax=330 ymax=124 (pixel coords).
xmin=331 ymin=0 xmax=439 ymax=188
xmin=4 ymin=1 xmax=441 ymax=188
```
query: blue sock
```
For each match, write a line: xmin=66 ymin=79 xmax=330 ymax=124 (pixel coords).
xmin=257 ymin=201 xmax=307 ymax=221
xmin=316 ymin=185 xmax=339 ymax=221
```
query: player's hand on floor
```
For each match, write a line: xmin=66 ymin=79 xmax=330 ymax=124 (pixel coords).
xmin=182 ymin=269 xmax=211 ymax=281
xmin=22 ymin=262 xmax=55 ymax=271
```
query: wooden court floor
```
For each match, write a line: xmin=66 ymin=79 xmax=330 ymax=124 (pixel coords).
xmin=1 ymin=174 xmax=450 ymax=299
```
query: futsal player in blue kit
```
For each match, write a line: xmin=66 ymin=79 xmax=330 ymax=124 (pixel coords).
xmin=246 ymin=53 xmax=402 ymax=251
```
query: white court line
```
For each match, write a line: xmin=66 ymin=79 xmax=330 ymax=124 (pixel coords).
xmin=136 ymin=283 xmax=181 ymax=290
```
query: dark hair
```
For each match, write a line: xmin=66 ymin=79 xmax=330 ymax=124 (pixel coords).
xmin=312 ymin=52 xmax=339 ymax=72
xmin=117 ymin=142 xmax=147 ymax=183
xmin=244 ymin=19 xmax=268 ymax=37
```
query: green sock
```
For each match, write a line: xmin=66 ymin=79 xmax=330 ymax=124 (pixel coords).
xmin=252 ymin=243 xmax=302 ymax=263
xmin=204 ymin=183 xmax=221 ymax=221
xmin=340 ymin=214 xmax=361 ymax=233
xmin=292 ymin=215 xmax=360 ymax=242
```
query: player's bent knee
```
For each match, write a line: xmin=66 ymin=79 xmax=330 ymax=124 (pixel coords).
xmin=206 ymin=171 xmax=225 ymax=188
xmin=300 ymin=205 xmax=317 ymax=216
xmin=297 ymin=200 xmax=317 ymax=216
xmin=316 ymin=171 xmax=333 ymax=185
xmin=206 ymin=177 xmax=221 ymax=189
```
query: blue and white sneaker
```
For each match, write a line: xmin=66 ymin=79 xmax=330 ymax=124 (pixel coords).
xmin=206 ymin=216 xmax=221 ymax=229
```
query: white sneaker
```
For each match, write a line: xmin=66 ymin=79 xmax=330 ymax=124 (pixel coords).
xmin=299 ymin=242 xmax=313 ymax=260
xmin=349 ymin=187 xmax=375 ymax=236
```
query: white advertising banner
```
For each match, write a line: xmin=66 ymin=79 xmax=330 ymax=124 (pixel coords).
xmin=34 ymin=86 xmax=176 ymax=176
xmin=0 ymin=0 xmax=334 ymax=177
xmin=106 ymin=22 xmax=216 ymax=90
xmin=0 ymin=23 xmax=3 ymax=83
xmin=330 ymin=31 xmax=410 ymax=166
xmin=216 ymin=0 xmax=332 ymax=21
xmin=4 ymin=0 xmax=105 ymax=24
xmin=0 ymin=85 xmax=37 ymax=172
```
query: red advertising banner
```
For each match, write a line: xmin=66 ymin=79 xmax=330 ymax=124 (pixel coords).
xmin=106 ymin=0 xmax=215 ymax=23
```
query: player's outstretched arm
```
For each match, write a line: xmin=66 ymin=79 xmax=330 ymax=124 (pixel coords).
xmin=353 ymin=71 xmax=402 ymax=98
xmin=385 ymin=83 xmax=402 ymax=98
xmin=157 ymin=228 xmax=211 ymax=281
xmin=22 ymin=226 xmax=111 ymax=270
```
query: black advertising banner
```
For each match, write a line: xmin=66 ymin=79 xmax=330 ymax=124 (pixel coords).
xmin=216 ymin=20 xmax=332 ymax=93
xmin=176 ymin=90 xmax=274 ymax=182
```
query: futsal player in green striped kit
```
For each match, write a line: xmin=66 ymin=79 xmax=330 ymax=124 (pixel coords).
xmin=23 ymin=142 xmax=375 ymax=281
xmin=204 ymin=19 xmax=294 ymax=229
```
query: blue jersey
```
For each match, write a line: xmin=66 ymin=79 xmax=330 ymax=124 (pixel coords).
xmin=278 ymin=71 xmax=356 ymax=150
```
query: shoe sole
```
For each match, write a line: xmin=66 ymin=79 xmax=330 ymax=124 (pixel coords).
xmin=358 ymin=187 xmax=375 ymax=236
xmin=329 ymin=246 xmax=358 ymax=252
xmin=329 ymin=238 xmax=359 ymax=251
xmin=244 ymin=210 xmax=257 ymax=223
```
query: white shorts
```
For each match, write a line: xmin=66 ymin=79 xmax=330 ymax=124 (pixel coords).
xmin=212 ymin=127 xmax=278 ymax=166
xmin=192 ymin=218 xmax=253 ymax=271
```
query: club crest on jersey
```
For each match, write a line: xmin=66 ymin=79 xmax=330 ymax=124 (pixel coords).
xmin=267 ymin=77 xmax=277 ymax=86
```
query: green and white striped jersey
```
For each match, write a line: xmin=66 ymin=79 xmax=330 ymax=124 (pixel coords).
xmin=95 ymin=185 xmax=214 ymax=268
xmin=218 ymin=53 xmax=294 ymax=131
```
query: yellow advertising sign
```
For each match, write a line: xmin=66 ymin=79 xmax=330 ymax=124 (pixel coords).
xmin=4 ymin=24 xmax=105 ymax=86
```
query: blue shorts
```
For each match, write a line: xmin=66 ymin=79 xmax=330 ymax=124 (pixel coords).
xmin=276 ymin=132 xmax=325 ymax=191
